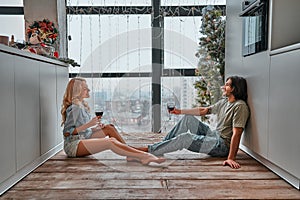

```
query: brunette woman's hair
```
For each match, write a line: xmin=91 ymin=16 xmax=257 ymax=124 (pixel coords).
xmin=60 ymin=77 xmax=90 ymax=126
xmin=227 ymin=76 xmax=248 ymax=102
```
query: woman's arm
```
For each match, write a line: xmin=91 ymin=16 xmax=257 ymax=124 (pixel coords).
xmin=72 ymin=117 xmax=99 ymax=134
xmin=223 ymin=127 xmax=244 ymax=169
xmin=170 ymin=107 xmax=209 ymax=116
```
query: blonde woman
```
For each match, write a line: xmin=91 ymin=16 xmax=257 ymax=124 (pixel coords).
xmin=61 ymin=77 xmax=165 ymax=165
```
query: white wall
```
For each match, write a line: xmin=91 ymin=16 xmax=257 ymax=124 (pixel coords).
xmin=226 ymin=0 xmax=300 ymax=189
xmin=271 ymin=0 xmax=300 ymax=50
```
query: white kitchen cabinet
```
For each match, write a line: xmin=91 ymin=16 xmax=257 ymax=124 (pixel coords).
xmin=0 ymin=52 xmax=16 ymax=184
xmin=269 ymin=49 xmax=300 ymax=179
xmin=0 ymin=44 xmax=68 ymax=195
xmin=15 ymin=56 xmax=40 ymax=170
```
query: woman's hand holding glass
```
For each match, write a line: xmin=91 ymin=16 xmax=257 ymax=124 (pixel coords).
xmin=91 ymin=115 xmax=105 ymax=130
xmin=94 ymin=110 xmax=105 ymax=128
xmin=90 ymin=116 xmax=100 ymax=127
xmin=90 ymin=116 xmax=103 ymax=130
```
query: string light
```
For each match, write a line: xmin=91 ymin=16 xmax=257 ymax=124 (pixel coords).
xmin=98 ymin=12 xmax=103 ymax=95
xmin=116 ymin=15 xmax=119 ymax=72
xmin=66 ymin=5 xmax=222 ymax=18
xmin=138 ymin=15 xmax=141 ymax=101
xmin=126 ymin=15 xmax=129 ymax=72
xmin=67 ymin=1 xmax=226 ymax=132
xmin=79 ymin=15 xmax=83 ymax=67
xmin=89 ymin=0 xmax=95 ymax=107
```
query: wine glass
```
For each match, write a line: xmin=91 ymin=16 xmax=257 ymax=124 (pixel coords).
xmin=167 ymin=102 xmax=175 ymax=120
xmin=95 ymin=110 xmax=104 ymax=119
xmin=95 ymin=110 xmax=104 ymax=128
xmin=158 ymin=102 xmax=176 ymax=133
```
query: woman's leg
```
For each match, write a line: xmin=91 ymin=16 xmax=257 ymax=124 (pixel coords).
xmin=76 ymin=137 xmax=165 ymax=165
xmin=133 ymin=146 xmax=148 ymax=152
xmin=91 ymin=124 xmax=126 ymax=143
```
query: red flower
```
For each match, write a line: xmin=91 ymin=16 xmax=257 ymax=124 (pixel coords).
xmin=27 ymin=19 xmax=58 ymax=45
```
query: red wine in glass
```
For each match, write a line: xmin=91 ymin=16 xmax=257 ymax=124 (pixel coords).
xmin=95 ymin=111 xmax=103 ymax=118
xmin=167 ymin=103 xmax=175 ymax=112
xmin=167 ymin=103 xmax=175 ymax=120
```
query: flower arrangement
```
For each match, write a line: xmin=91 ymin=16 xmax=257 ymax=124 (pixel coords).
xmin=23 ymin=18 xmax=80 ymax=66
xmin=27 ymin=19 xmax=58 ymax=45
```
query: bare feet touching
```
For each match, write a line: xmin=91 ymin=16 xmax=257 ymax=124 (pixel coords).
xmin=127 ymin=153 xmax=165 ymax=165
xmin=140 ymin=154 xmax=165 ymax=165
xmin=126 ymin=157 xmax=140 ymax=163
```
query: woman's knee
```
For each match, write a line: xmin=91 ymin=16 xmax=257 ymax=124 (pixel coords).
xmin=107 ymin=137 xmax=118 ymax=146
xmin=103 ymin=124 xmax=117 ymax=132
xmin=103 ymin=124 xmax=112 ymax=130
xmin=76 ymin=141 xmax=90 ymax=157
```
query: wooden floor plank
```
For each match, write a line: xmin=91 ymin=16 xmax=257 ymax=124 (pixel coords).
xmin=30 ymin=164 xmax=270 ymax=174
xmin=14 ymin=179 xmax=290 ymax=190
xmin=3 ymin=187 xmax=300 ymax=199
xmin=1 ymin=132 xmax=300 ymax=199
xmin=21 ymin=171 xmax=280 ymax=183
xmin=31 ymin=159 xmax=269 ymax=174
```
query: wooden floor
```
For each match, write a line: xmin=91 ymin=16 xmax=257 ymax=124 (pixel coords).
xmin=1 ymin=132 xmax=300 ymax=199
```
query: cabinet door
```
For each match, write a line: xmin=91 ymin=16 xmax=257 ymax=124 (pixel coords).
xmin=15 ymin=56 xmax=40 ymax=170
xmin=269 ymin=49 xmax=300 ymax=179
xmin=0 ymin=52 xmax=16 ymax=183
xmin=40 ymin=62 xmax=57 ymax=154
xmin=56 ymin=67 xmax=68 ymax=144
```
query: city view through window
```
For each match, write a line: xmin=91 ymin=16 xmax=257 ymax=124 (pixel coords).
xmin=0 ymin=0 xmax=225 ymax=133
xmin=67 ymin=0 xmax=226 ymax=133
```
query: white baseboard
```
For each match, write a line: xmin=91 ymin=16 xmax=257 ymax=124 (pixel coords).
xmin=0 ymin=142 xmax=63 ymax=196
xmin=240 ymin=144 xmax=300 ymax=190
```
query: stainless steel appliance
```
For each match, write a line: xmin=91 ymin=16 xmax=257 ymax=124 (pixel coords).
xmin=240 ymin=0 xmax=269 ymax=56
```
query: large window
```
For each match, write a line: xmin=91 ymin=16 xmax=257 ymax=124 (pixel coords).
xmin=67 ymin=1 xmax=225 ymax=132
xmin=161 ymin=0 xmax=225 ymax=6
xmin=0 ymin=0 xmax=24 ymax=42
xmin=0 ymin=15 xmax=24 ymax=41
xmin=1 ymin=0 xmax=225 ymax=132
xmin=67 ymin=0 xmax=151 ymax=6
xmin=164 ymin=16 xmax=202 ymax=69
xmin=0 ymin=0 xmax=22 ymax=6
xmin=68 ymin=15 xmax=151 ymax=74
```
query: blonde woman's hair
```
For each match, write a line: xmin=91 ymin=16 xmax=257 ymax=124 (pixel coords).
xmin=61 ymin=77 xmax=90 ymax=126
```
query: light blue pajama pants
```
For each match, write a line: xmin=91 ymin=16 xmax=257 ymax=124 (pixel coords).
xmin=148 ymin=115 xmax=229 ymax=157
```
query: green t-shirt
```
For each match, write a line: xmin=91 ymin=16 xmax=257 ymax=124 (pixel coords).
xmin=210 ymin=98 xmax=250 ymax=147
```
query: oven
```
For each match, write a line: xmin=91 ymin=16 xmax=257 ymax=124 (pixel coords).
xmin=240 ymin=0 xmax=269 ymax=56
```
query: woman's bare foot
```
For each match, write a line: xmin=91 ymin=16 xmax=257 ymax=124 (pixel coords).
xmin=127 ymin=154 xmax=165 ymax=165
xmin=126 ymin=157 xmax=140 ymax=163
xmin=140 ymin=154 xmax=166 ymax=165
